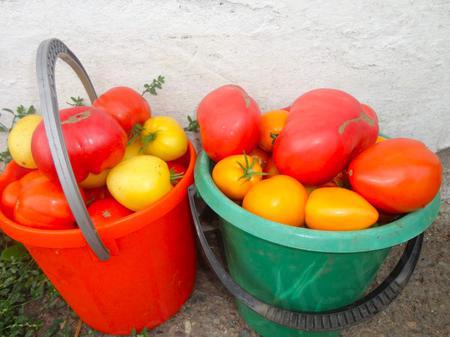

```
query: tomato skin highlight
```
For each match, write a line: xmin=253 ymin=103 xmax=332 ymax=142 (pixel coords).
xmin=305 ymin=187 xmax=379 ymax=231
xmin=31 ymin=106 xmax=127 ymax=182
xmin=212 ymin=154 xmax=263 ymax=201
xmin=243 ymin=175 xmax=308 ymax=227
xmin=197 ymin=85 xmax=261 ymax=161
xmin=93 ymin=86 xmax=151 ymax=134
xmin=88 ymin=197 xmax=132 ymax=227
xmin=273 ymin=89 xmax=378 ymax=185
xmin=348 ymin=138 xmax=442 ymax=214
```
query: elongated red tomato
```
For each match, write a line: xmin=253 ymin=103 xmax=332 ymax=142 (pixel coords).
xmin=4 ymin=171 xmax=85 ymax=229
xmin=273 ymin=89 xmax=378 ymax=185
xmin=348 ymin=138 xmax=442 ymax=214
xmin=32 ymin=106 xmax=127 ymax=182
xmin=197 ymin=85 xmax=261 ymax=161
xmin=0 ymin=161 xmax=33 ymax=193
xmin=93 ymin=86 xmax=151 ymax=134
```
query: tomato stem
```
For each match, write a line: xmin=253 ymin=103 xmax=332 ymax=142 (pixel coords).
xmin=128 ymin=123 xmax=144 ymax=145
xmin=184 ymin=116 xmax=199 ymax=133
xmin=237 ymin=153 xmax=268 ymax=181
xmin=170 ymin=168 xmax=185 ymax=185
xmin=141 ymin=131 xmax=159 ymax=149
xmin=270 ymin=132 xmax=279 ymax=144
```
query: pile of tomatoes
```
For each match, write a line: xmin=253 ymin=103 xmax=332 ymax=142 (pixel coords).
xmin=196 ymin=85 xmax=442 ymax=231
xmin=1 ymin=86 xmax=189 ymax=230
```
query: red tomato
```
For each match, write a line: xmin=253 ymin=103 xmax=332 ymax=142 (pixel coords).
xmin=0 ymin=161 xmax=33 ymax=195
xmin=32 ymin=106 xmax=127 ymax=182
xmin=1 ymin=181 xmax=21 ymax=219
xmin=263 ymin=157 xmax=279 ymax=178
xmin=93 ymin=86 xmax=151 ymax=134
xmin=197 ymin=85 xmax=261 ymax=161
xmin=273 ymin=89 xmax=378 ymax=185
xmin=8 ymin=171 xmax=85 ymax=229
xmin=348 ymin=138 xmax=442 ymax=213
xmin=250 ymin=148 xmax=270 ymax=169
xmin=2 ymin=170 xmax=47 ymax=218
xmin=83 ymin=186 xmax=111 ymax=205
xmin=88 ymin=197 xmax=132 ymax=227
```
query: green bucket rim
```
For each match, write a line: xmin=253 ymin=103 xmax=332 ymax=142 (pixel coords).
xmin=194 ymin=151 xmax=441 ymax=253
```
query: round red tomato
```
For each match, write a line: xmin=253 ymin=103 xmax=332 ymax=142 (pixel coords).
xmin=88 ymin=197 xmax=133 ymax=227
xmin=93 ymin=86 xmax=151 ymax=134
xmin=348 ymin=138 xmax=442 ymax=213
xmin=197 ymin=85 xmax=261 ymax=161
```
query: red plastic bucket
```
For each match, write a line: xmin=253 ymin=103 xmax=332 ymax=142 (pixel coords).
xmin=0 ymin=39 xmax=197 ymax=335
xmin=0 ymin=143 xmax=197 ymax=334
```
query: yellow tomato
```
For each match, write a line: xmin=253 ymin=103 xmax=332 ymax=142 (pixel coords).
xmin=243 ymin=175 xmax=308 ymax=227
xmin=8 ymin=114 xmax=42 ymax=168
xmin=107 ymin=155 xmax=172 ymax=211
xmin=305 ymin=187 xmax=379 ymax=231
xmin=79 ymin=170 xmax=110 ymax=188
xmin=141 ymin=116 xmax=188 ymax=161
xmin=258 ymin=110 xmax=288 ymax=152
xmin=123 ymin=139 xmax=142 ymax=160
xmin=376 ymin=136 xmax=386 ymax=143
xmin=212 ymin=154 xmax=263 ymax=200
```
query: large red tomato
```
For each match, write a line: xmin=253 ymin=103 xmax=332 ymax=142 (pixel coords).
xmin=273 ymin=89 xmax=378 ymax=185
xmin=197 ymin=85 xmax=261 ymax=161
xmin=348 ymin=138 xmax=442 ymax=213
xmin=93 ymin=86 xmax=151 ymax=134
xmin=32 ymin=106 xmax=127 ymax=182
xmin=2 ymin=171 xmax=85 ymax=229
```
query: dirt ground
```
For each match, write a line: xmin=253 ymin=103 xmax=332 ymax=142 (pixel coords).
xmin=71 ymin=148 xmax=449 ymax=337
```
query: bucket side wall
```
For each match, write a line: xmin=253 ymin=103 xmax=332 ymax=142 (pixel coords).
xmin=220 ymin=220 xmax=390 ymax=337
xmin=26 ymin=198 xmax=196 ymax=334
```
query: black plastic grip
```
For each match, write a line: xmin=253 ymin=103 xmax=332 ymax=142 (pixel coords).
xmin=188 ymin=185 xmax=423 ymax=332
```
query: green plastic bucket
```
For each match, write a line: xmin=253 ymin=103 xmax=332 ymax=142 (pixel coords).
xmin=190 ymin=151 xmax=441 ymax=337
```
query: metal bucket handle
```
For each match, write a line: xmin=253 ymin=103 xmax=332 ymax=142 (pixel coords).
xmin=188 ymin=185 xmax=423 ymax=332
xmin=36 ymin=38 xmax=110 ymax=260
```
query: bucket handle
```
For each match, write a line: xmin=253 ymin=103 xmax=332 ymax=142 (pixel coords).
xmin=36 ymin=38 xmax=110 ymax=261
xmin=188 ymin=185 xmax=423 ymax=332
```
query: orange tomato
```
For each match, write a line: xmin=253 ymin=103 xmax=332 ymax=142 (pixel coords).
xmin=250 ymin=148 xmax=270 ymax=169
xmin=263 ymin=157 xmax=279 ymax=178
xmin=243 ymin=175 xmax=308 ymax=227
xmin=212 ymin=154 xmax=263 ymax=200
xmin=305 ymin=187 xmax=379 ymax=231
xmin=258 ymin=110 xmax=288 ymax=152
xmin=376 ymin=136 xmax=386 ymax=143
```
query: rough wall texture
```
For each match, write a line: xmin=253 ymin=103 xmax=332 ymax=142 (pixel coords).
xmin=1 ymin=0 xmax=449 ymax=150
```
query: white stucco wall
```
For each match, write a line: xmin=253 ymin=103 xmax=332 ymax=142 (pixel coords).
xmin=1 ymin=0 xmax=449 ymax=151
